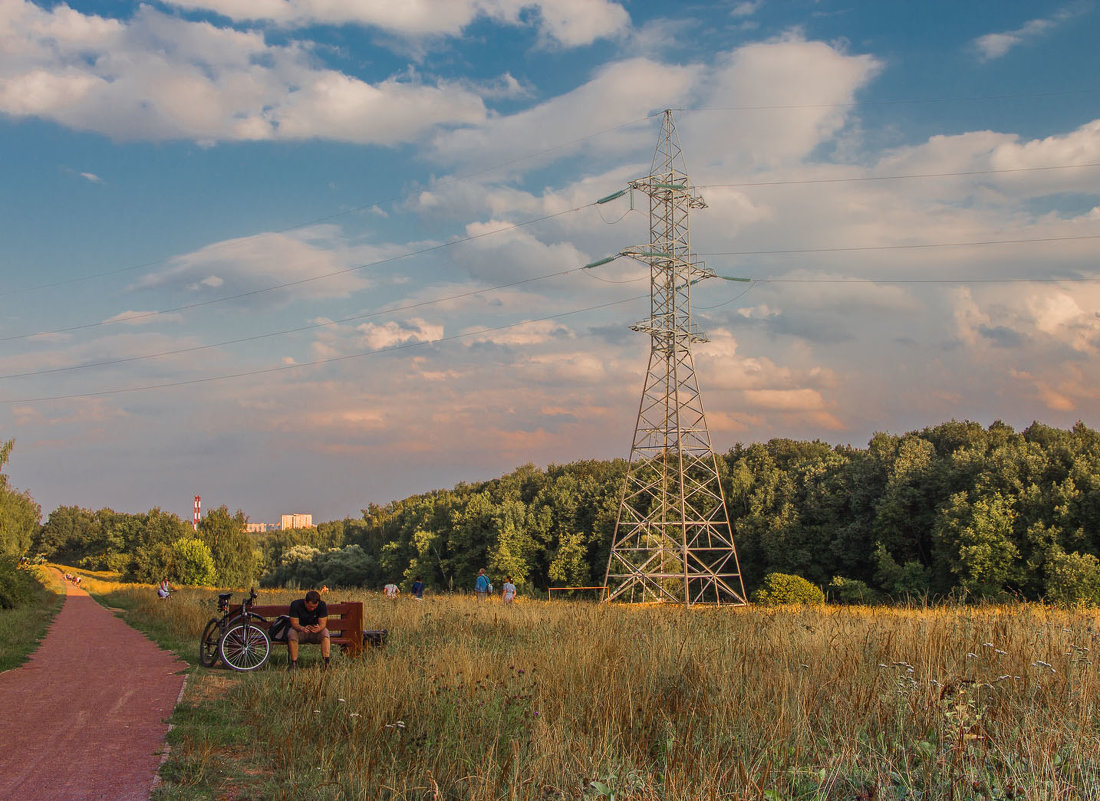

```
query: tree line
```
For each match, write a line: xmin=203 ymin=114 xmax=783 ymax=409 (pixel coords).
xmin=5 ymin=420 xmax=1100 ymax=604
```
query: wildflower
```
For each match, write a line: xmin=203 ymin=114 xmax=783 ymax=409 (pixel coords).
xmin=338 ymin=698 xmax=346 ymax=703
xmin=966 ymin=652 xmax=978 ymax=659
xmin=995 ymin=649 xmax=1006 ymax=655
xmin=981 ymin=642 xmax=994 ymax=648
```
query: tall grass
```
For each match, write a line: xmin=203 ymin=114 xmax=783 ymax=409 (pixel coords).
xmin=101 ymin=586 xmax=1100 ymax=799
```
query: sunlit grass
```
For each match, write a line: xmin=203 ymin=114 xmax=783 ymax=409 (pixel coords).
xmin=110 ymin=587 xmax=1100 ymax=800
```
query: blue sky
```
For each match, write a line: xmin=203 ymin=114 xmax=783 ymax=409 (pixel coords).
xmin=2 ymin=0 xmax=1099 ymax=525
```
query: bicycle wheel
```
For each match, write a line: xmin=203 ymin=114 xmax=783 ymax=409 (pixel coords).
xmin=219 ymin=620 xmax=271 ymax=672
xmin=199 ymin=618 xmax=222 ymax=667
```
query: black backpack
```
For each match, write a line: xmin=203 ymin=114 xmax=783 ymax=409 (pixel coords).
xmin=268 ymin=615 xmax=291 ymax=643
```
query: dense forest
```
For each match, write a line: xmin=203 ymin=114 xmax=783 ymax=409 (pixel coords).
xmin=7 ymin=420 xmax=1100 ymax=604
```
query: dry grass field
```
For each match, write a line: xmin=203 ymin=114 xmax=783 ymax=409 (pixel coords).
xmin=75 ymin=577 xmax=1100 ymax=800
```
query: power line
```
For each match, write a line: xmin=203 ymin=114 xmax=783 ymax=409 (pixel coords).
xmin=742 ymin=276 xmax=1100 ymax=284
xmin=0 ymin=295 xmax=646 ymax=405
xmin=1 ymin=116 xmax=654 ymax=300
xmin=671 ymin=88 xmax=1100 ymax=113
xmin=696 ymin=162 xmax=1100 ymax=188
xmin=0 ymin=264 xmax=595 ymax=380
xmin=0 ymin=202 xmax=599 ymax=344
xmin=701 ymin=233 xmax=1100 ymax=257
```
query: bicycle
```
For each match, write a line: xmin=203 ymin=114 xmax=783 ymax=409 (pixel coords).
xmin=198 ymin=588 xmax=271 ymax=672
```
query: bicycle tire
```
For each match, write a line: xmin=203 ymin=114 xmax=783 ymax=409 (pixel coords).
xmin=219 ymin=620 xmax=271 ymax=672
xmin=199 ymin=618 xmax=222 ymax=667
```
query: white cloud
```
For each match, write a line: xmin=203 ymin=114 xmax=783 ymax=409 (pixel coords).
xmin=160 ymin=0 xmax=629 ymax=48
xmin=689 ymin=35 xmax=883 ymax=169
xmin=0 ymin=2 xmax=487 ymax=143
xmin=973 ymin=7 xmax=1083 ymax=61
xmin=451 ymin=222 xmax=590 ymax=282
xmin=468 ymin=320 xmax=573 ymax=346
xmin=429 ymin=57 xmax=701 ymax=170
xmin=102 ymin=310 xmax=184 ymax=326
xmin=134 ymin=227 xmax=376 ymax=306
xmin=310 ymin=317 xmax=443 ymax=360
xmin=731 ymin=2 xmax=764 ymax=18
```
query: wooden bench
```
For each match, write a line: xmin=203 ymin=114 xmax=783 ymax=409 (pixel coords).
xmin=250 ymin=601 xmax=365 ymax=657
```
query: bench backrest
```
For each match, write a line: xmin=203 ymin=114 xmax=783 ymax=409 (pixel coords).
xmin=249 ymin=601 xmax=365 ymax=657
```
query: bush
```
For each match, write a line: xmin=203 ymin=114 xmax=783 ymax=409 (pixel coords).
xmin=752 ymin=572 xmax=825 ymax=605
xmin=1045 ymin=549 xmax=1100 ymax=607
xmin=170 ymin=537 xmax=216 ymax=586
xmin=827 ymin=576 xmax=879 ymax=604
xmin=0 ymin=556 xmax=39 ymax=609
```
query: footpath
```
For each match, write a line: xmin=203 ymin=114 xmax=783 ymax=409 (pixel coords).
xmin=0 ymin=571 xmax=188 ymax=801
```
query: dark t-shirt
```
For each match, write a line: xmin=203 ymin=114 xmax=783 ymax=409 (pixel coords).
xmin=289 ymin=598 xmax=328 ymax=627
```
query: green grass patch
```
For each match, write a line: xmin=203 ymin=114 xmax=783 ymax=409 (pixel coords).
xmin=0 ymin=565 xmax=64 ymax=672
xmin=153 ymin=673 xmax=275 ymax=801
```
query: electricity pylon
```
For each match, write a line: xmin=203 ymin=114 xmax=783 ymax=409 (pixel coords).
xmin=603 ymin=110 xmax=747 ymax=606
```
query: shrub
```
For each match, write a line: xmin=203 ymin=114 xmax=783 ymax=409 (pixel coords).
xmin=827 ymin=576 xmax=879 ymax=604
xmin=752 ymin=572 xmax=824 ymax=605
xmin=170 ymin=538 xmax=216 ymax=586
xmin=1045 ymin=549 xmax=1100 ymax=607
xmin=0 ymin=556 xmax=39 ymax=609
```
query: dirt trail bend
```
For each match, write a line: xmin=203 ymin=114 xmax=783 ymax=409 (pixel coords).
xmin=0 ymin=572 xmax=188 ymax=801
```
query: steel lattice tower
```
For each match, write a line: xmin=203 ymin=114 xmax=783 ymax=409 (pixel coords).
xmin=603 ymin=110 xmax=747 ymax=606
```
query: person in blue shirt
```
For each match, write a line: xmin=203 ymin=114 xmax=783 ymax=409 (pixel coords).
xmin=411 ymin=576 xmax=425 ymax=600
xmin=475 ymin=568 xmax=490 ymax=601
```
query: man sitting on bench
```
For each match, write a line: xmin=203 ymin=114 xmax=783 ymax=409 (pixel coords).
xmin=288 ymin=589 xmax=330 ymax=670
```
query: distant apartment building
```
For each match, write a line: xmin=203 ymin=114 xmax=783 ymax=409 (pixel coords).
xmin=245 ymin=522 xmax=271 ymax=533
xmin=280 ymin=513 xmax=313 ymax=530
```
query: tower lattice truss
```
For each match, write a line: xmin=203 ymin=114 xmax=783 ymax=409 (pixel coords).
xmin=604 ymin=110 xmax=747 ymax=606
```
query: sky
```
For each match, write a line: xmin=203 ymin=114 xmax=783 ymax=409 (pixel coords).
xmin=1 ymin=0 xmax=1099 ymax=525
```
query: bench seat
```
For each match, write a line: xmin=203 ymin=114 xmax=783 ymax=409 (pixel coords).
xmin=249 ymin=601 xmax=365 ymax=657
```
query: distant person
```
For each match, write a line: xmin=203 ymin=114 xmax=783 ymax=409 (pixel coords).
xmin=287 ymin=589 xmax=330 ymax=670
xmin=475 ymin=568 xmax=490 ymax=602
xmin=157 ymin=578 xmax=172 ymax=599
xmin=411 ymin=576 xmax=424 ymax=601
xmin=383 ymin=582 xmax=399 ymax=599
xmin=502 ymin=577 xmax=516 ymax=604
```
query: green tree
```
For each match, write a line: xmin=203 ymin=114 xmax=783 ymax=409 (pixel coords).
xmin=170 ymin=537 xmax=216 ymax=585
xmin=1045 ymin=548 xmax=1100 ymax=607
xmin=198 ymin=505 xmax=259 ymax=587
xmin=827 ymin=576 xmax=879 ymax=604
xmin=488 ymin=498 xmax=535 ymax=586
xmin=0 ymin=440 xmax=41 ymax=557
xmin=548 ymin=531 xmax=590 ymax=587
xmin=934 ymin=491 xmax=1019 ymax=597
xmin=33 ymin=506 xmax=98 ymax=563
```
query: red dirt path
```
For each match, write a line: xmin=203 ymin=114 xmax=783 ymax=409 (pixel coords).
xmin=0 ymin=571 xmax=188 ymax=801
